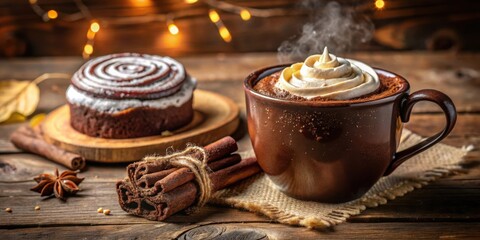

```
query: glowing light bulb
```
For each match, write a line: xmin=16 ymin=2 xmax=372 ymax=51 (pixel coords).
xmin=209 ymin=10 xmax=220 ymax=23
xmin=185 ymin=0 xmax=197 ymax=3
xmin=240 ymin=9 xmax=251 ymax=21
xmin=84 ymin=44 xmax=93 ymax=55
xmin=168 ymin=22 xmax=179 ymax=35
xmin=90 ymin=22 xmax=100 ymax=33
xmin=87 ymin=30 xmax=96 ymax=40
xmin=375 ymin=0 xmax=385 ymax=9
xmin=47 ymin=10 xmax=58 ymax=19
xmin=29 ymin=0 xmax=37 ymax=4
xmin=218 ymin=26 xmax=232 ymax=43
xmin=130 ymin=0 xmax=152 ymax=7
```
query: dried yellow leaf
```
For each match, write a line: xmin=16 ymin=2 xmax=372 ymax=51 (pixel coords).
xmin=0 ymin=73 xmax=71 ymax=124
xmin=0 ymin=80 xmax=40 ymax=123
xmin=1 ymin=112 xmax=26 ymax=124
xmin=29 ymin=113 xmax=46 ymax=127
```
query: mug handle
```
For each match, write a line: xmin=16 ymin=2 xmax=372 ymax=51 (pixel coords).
xmin=384 ymin=89 xmax=457 ymax=176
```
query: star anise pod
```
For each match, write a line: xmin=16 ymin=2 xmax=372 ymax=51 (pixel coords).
xmin=31 ymin=168 xmax=84 ymax=200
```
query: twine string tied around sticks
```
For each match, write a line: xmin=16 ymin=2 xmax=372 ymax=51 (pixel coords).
xmin=143 ymin=145 xmax=213 ymax=208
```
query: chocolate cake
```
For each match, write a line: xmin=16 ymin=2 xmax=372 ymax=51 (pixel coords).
xmin=66 ymin=53 xmax=196 ymax=139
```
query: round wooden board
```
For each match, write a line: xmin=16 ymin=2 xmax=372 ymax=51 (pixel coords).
xmin=41 ymin=90 xmax=240 ymax=163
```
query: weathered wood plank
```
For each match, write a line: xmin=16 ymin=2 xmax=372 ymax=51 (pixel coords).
xmin=1 ymin=16 xmax=307 ymax=57
xmin=0 ymin=153 xmax=127 ymax=182
xmin=406 ymin=114 xmax=480 ymax=140
xmin=0 ymin=123 xmax=21 ymax=153
xmin=2 ymin=222 xmax=480 ymax=239
xmin=349 ymin=169 xmax=480 ymax=222
xmin=1 ymin=162 xmax=478 ymax=227
xmin=178 ymin=222 xmax=480 ymax=239
xmin=0 ymin=179 xmax=267 ymax=227
xmin=0 ymin=223 xmax=185 ymax=239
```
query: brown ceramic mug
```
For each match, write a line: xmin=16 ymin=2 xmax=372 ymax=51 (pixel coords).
xmin=244 ymin=64 xmax=457 ymax=203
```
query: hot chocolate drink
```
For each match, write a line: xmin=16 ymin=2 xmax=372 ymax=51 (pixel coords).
xmin=253 ymin=47 xmax=407 ymax=104
xmin=244 ymin=47 xmax=456 ymax=203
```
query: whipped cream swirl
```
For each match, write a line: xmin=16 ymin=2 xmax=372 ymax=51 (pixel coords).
xmin=275 ymin=47 xmax=380 ymax=100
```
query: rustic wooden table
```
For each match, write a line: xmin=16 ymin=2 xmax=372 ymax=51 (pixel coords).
xmin=0 ymin=52 xmax=479 ymax=239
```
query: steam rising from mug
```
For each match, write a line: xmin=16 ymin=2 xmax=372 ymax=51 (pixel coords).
xmin=278 ymin=1 xmax=375 ymax=62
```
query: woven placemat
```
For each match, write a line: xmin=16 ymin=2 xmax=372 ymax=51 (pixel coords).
xmin=211 ymin=129 xmax=472 ymax=229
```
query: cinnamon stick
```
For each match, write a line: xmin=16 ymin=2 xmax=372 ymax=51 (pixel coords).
xmin=208 ymin=154 xmax=242 ymax=171
xmin=136 ymin=168 xmax=177 ymax=189
xmin=128 ymin=136 xmax=238 ymax=190
xmin=210 ymin=157 xmax=260 ymax=191
xmin=202 ymin=136 xmax=238 ymax=162
xmin=10 ymin=125 xmax=86 ymax=170
xmin=116 ymin=179 xmax=141 ymax=216
xmin=117 ymin=157 xmax=260 ymax=221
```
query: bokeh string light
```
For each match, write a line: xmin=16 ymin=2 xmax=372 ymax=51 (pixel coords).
xmin=208 ymin=9 xmax=232 ymax=42
xmin=83 ymin=44 xmax=93 ymax=55
xmin=46 ymin=10 xmax=58 ymax=20
xmin=29 ymin=0 xmax=287 ymax=58
xmin=375 ymin=0 xmax=385 ymax=9
xmin=208 ymin=9 xmax=221 ymax=23
xmin=83 ymin=21 xmax=100 ymax=58
xmin=27 ymin=0 xmax=382 ymax=58
xmin=240 ymin=9 xmax=251 ymax=21
xmin=90 ymin=22 xmax=100 ymax=33
xmin=167 ymin=18 xmax=180 ymax=35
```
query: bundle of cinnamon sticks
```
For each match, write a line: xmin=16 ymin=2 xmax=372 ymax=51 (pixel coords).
xmin=116 ymin=136 xmax=260 ymax=221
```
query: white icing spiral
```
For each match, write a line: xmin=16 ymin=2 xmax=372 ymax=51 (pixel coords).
xmin=67 ymin=77 xmax=196 ymax=113
xmin=71 ymin=53 xmax=186 ymax=99
xmin=275 ymin=47 xmax=380 ymax=100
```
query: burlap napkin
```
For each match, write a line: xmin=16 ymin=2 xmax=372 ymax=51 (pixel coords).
xmin=211 ymin=129 xmax=472 ymax=229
